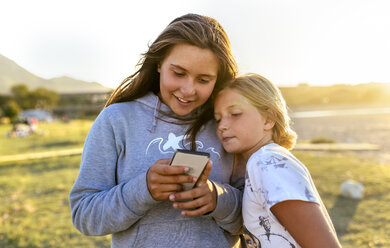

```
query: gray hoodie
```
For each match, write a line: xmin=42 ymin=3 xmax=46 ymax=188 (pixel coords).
xmin=69 ymin=92 xmax=243 ymax=247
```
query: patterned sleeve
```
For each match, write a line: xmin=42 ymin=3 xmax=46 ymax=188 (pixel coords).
xmin=249 ymin=150 xmax=320 ymax=210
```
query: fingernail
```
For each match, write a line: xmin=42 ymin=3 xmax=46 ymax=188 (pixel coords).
xmin=173 ymin=203 xmax=178 ymax=208
xmin=192 ymin=177 xmax=197 ymax=183
xmin=184 ymin=167 xmax=189 ymax=172
xmin=169 ymin=194 xmax=175 ymax=201
xmin=181 ymin=211 xmax=186 ymax=216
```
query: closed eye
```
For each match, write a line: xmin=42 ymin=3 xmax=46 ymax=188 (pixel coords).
xmin=173 ymin=71 xmax=185 ymax=77
xmin=198 ymin=78 xmax=210 ymax=84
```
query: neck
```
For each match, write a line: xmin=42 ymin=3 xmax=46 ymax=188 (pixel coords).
xmin=234 ymin=153 xmax=247 ymax=165
xmin=231 ymin=153 xmax=247 ymax=184
xmin=242 ymin=135 xmax=274 ymax=162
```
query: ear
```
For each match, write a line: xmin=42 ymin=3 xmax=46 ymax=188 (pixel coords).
xmin=157 ymin=63 xmax=161 ymax=73
xmin=264 ymin=117 xmax=275 ymax=131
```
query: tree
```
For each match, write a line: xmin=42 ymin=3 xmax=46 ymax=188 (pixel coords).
xmin=10 ymin=84 xmax=59 ymax=110
xmin=2 ymin=100 xmax=21 ymax=121
xmin=30 ymin=87 xmax=59 ymax=109
xmin=11 ymin=84 xmax=30 ymax=109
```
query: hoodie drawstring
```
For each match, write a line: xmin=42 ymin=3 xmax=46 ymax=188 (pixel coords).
xmin=148 ymin=99 xmax=160 ymax=133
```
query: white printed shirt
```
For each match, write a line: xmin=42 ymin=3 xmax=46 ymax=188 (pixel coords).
xmin=242 ymin=143 xmax=335 ymax=248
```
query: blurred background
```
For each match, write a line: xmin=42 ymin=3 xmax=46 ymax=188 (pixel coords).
xmin=0 ymin=0 xmax=389 ymax=247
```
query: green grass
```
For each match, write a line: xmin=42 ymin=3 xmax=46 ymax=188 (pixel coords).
xmin=309 ymin=136 xmax=336 ymax=144
xmin=0 ymin=120 xmax=92 ymax=156
xmin=295 ymin=152 xmax=390 ymax=248
xmin=0 ymin=155 xmax=111 ymax=247
xmin=0 ymin=121 xmax=389 ymax=247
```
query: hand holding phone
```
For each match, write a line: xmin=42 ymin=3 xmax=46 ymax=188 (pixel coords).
xmin=170 ymin=149 xmax=210 ymax=191
xmin=169 ymin=157 xmax=216 ymax=216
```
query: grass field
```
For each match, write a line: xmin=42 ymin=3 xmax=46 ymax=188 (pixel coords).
xmin=1 ymin=120 xmax=389 ymax=247
xmin=296 ymin=152 xmax=390 ymax=247
xmin=0 ymin=155 xmax=111 ymax=247
xmin=0 ymin=120 xmax=92 ymax=156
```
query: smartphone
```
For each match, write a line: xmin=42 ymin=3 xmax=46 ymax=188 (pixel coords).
xmin=169 ymin=149 xmax=210 ymax=191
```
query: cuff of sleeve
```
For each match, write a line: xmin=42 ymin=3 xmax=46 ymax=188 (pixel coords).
xmin=206 ymin=180 xmax=231 ymax=220
xmin=122 ymin=171 xmax=160 ymax=216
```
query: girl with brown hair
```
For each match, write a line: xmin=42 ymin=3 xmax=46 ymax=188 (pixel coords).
xmin=70 ymin=13 xmax=243 ymax=247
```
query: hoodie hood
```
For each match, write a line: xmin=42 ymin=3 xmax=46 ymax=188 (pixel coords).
xmin=135 ymin=92 xmax=202 ymax=133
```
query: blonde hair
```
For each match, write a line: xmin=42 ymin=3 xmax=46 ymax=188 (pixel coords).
xmin=223 ymin=73 xmax=297 ymax=150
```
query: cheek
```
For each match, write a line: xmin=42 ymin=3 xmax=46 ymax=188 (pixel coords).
xmin=199 ymin=83 xmax=216 ymax=99
xmin=236 ymin=124 xmax=253 ymax=140
xmin=216 ymin=129 xmax=222 ymax=141
xmin=160 ymin=73 xmax=176 ymax=92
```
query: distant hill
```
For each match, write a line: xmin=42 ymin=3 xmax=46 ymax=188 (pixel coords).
xmin=0 ymin=54 xmax=112 ymax=94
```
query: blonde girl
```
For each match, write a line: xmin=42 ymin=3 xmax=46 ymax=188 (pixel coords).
xmin=214 ymin=73 xmax=341 ymax=248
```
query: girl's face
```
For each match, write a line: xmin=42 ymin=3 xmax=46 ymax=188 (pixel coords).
xmin=158 ymin=43 xmax=218 ymax=116
xmin=214 ymin=88 xmax=275 ymax=161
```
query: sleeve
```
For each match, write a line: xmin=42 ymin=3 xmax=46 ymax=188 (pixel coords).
xmin=69 ymin=107 xmax=159 ymax=236
xmin=207 ymin=178 xmax=244 ymax=235
xmin=250 ymin=152 xmax=320 ymax=210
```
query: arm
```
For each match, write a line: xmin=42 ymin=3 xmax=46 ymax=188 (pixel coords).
xmin=69 ymin=108 xmax=160 ymax=235
xmin=248 ymin=147 xmax=341 ymax=246
xmin=208 ymin=153 xmax=245 ymax=234
xmin=271 ymin=200 xmax=341 ymax=248
xmin=207 ymin=179 xmax=243 ymax=234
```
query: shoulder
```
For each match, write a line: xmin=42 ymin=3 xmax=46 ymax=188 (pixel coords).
xmin=248 ymin=143 xmax=305 ymax=173
xmin=246 ymin=143 xmax=311 ymax=192
xmin=97 ymin=102 xmax=132 ymax=126
xmin=247 ymin=144 xmax=320 ymax=207
xmin=247 ymin=144 xmax=288 ymax=170
xmin=103 ymin=101 xmax=132 ymax=114
xmin=102 ymin=93 xmax=157 ymax=119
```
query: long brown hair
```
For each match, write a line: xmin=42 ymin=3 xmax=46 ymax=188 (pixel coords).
xmin=105 ymin=13 xmax=237 ymax=149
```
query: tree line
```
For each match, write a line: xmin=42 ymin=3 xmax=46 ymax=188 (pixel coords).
xmin=280 ymin=83 xmax=390 ymax=107
xmin=0 ymin=84 xmax=59 ymax=121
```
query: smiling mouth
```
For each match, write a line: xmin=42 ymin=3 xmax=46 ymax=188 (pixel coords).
xmin=175 ymin=95 xmax=192 ymax=103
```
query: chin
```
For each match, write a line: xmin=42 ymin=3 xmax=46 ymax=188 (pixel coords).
xmin=222 ymin=145 xmax=239 ymax=154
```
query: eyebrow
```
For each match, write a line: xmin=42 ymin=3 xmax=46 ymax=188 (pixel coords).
xmin=214 ymin=104 xmax=242 ymax=115
xmin=228 ymin=104 xmax=241 ymax=109
xmin=170 ymin=64 xmax=217 ymax=78
xmin=170 ymin=64 xmax=187 ymax=71
xmin=214 ymin=104 xmax=241 ymax=114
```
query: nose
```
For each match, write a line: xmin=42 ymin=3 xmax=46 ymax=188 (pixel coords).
xmin=217 ymin=117 xmax=228 ymax=131
xmin=180 ymin=78 xmax=195 ymax=96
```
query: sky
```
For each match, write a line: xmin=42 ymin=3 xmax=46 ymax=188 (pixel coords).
xmin=1 ymin=0 xmax=389 ymax=89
